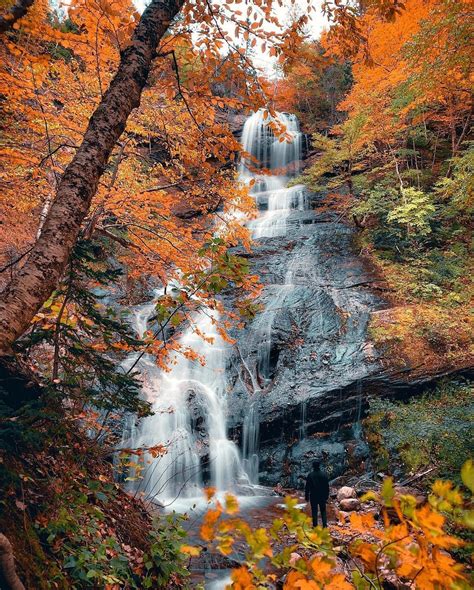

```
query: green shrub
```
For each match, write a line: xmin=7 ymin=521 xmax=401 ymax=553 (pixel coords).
xmin=37 ymin=480 xmax=189 ymax=588
xmin=365 ymin=379 xmax=474 ymax=481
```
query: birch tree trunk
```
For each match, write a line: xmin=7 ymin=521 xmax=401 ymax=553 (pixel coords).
xmin=0 ymin=533 xmax=25 ymax=590
xmin=0 ymin=0 xmax=185 ymax=355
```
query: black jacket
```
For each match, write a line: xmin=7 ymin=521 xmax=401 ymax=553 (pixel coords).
xmin=305 ymin=469 xmax=329 ymax=502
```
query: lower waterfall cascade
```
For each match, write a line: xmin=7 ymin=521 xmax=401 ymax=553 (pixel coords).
xmin=122 ymin=109 xmax=304 ymax=503
xmin=122 ymin=306 xmax=245 ymax=502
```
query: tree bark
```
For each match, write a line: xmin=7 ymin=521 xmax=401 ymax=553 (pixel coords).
xmin=0 ymin=0 xmax=184 ymax=356
xmin=0 ymin=0 xmax=34 ymax=34
xmin=0 ymin=533 xmax=25 ymax=590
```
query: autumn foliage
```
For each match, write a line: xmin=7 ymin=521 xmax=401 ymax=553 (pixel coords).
xmin=289 ymin=0 xmax=473 ymax=375
xmin=194 ymin=462 xmax=474 ymax=589
xmin=0 ymin=0 xmax=472 ymax=588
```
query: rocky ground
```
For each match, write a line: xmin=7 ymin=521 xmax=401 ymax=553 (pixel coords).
xmin=185 ymin=476 xmax=429 ymax=589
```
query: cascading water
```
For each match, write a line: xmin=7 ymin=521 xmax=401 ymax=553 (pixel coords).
xmin=228 ymin=106 xmax=383 ymax=492
xmin=242 ymin=404 xmax=260 ymax=484
xmin=122 ymin=305 xmax=246 ymax=502
xmin=122 ymin=109 xmax=304 ymax=502
xmin=240 ymin=110 xmax=306 ymax=239
xmin=239 ymin=109 xmax=305 ymax=482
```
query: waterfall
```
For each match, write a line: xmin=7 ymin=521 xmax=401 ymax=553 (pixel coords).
xmin=299 ymin=400 xmax=307 ymax=441
xmin=240 ymin=110 xmax=305 ymax=239
xmin=242 ymin=403 xmax=260 ymax=484
xmin=239 ymin=108 xmax=305 ymax=480
xmin=122 ymin=109 xmax=304 ymax=502
xmin=240 ymin=110 xmax=302 ymax=175
xmin=123 ymin=306 xmax=246 ymax=502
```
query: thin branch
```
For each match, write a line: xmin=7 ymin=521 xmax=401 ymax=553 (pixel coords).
xmin=349 ymin=556 xmax=378 ymax=590
xmin=375 ymin=534 xmax=410 ymax=588
xmin=123 ymin=272 xmax=215 ymax=376
xmin=159 ymin=49 xmax=204 ymax=132
xmin=37 ymin=143 xmax=79 ymax=168
xmin=95 ymin=227 xmax=136 ymax=250
xmin=0 ymin=247 xmax=33 ymax=274
xmin=204 ymin=0 xmax=266 ymax=99
xmin=141 ymin=177 xmax=208 ymax=193
xmin=94 ymin=15 xmax=104 ymax=98
xmin=52 ymin=264 xmax=73 ymax=380
xmin=29 ymin=63 xmax=59 ymax=187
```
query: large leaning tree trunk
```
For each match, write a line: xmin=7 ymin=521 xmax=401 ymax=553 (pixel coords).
xmin=0 ymin=0 xmax=185 ymax=356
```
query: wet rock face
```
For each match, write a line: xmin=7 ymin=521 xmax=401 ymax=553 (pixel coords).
xmin=225 ymin=191 xmax=385 ymax=487
xmin=185 ymin=388 xmax=211 ymax=443
xmin=255 ymin=424 xmax=370 ymax=489
xmin=215 ymin=109 xmax=248 ymax=140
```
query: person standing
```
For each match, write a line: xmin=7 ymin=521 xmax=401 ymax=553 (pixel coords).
xmin=305 ymin=459 xmax=329 ymax=528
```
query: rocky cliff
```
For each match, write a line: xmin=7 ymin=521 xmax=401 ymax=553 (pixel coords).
xmin=223 ymin=189 xmax=386 ymax=487
xmin=220 ymin=112 xmax=472 ymax=490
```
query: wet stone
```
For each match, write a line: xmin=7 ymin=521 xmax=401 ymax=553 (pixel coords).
xmin=337 ymin=486 xmax=357 ymax=502
xmin=339 ymin=498 xmax=361 ymax=511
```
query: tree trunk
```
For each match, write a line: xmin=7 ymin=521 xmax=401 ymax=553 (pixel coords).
xmin=0 ymin=533 xmax=25 ymax=590
xmin=0 ymin=0 xmax=184 ymax=356
xmin=0 ymin=0 xmax=34 ymax=34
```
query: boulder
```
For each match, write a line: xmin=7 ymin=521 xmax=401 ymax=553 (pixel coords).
xmin=337 ymin=486 xmax=356 ymax=502
xmin=339 ymin=498 xmax=360 ymax=511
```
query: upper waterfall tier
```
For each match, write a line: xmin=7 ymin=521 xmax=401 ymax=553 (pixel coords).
xmin=240 ymin=110 xmax=306 ymax=239
xmin=240 ymin=110 xmax=302 ymax=176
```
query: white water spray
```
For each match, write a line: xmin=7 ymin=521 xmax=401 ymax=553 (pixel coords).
xmin=239 ymin=109 xmax=305 ymax=481
xmin=240 ymin=110 xmax=305 ymax=239
xmin=123 ymin=307 xmax=247 ymax=502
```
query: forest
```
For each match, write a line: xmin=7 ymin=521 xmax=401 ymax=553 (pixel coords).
xmin=0 ymin=0 xmax=472 ymax=588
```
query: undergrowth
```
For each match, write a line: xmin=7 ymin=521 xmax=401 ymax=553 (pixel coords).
xmin=0 ymin=395 xmax=189 ymax=589
xmin=364 ymin=378 xmax=474 ymax=480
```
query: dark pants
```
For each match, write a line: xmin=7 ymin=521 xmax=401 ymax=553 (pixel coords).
xmin=310 ymin=499 xmax=327 ymax=528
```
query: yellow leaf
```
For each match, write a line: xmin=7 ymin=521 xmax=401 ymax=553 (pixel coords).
xmin=180 ymin=544 xmax=201 ymax=557
xmin=461 ymin=459 xmax=474 ymax=493
xmin=225 ymin=493 xmax=239 ymax=515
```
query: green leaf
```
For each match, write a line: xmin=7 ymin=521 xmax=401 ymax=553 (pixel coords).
xmin=461 ymin=459 xmax=474 ymax=494
xmin=170 ymin=314 xmax=182 ymax=327
xmin=381 ymin=478 xmax=395 ymax=507
xmin=463 ymin=510 xmax=474 ymax=529
xmin=95 ymin=491 xmax=108 ymax=503
xmin=63 ymin=556 xmax=77 ymax=568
